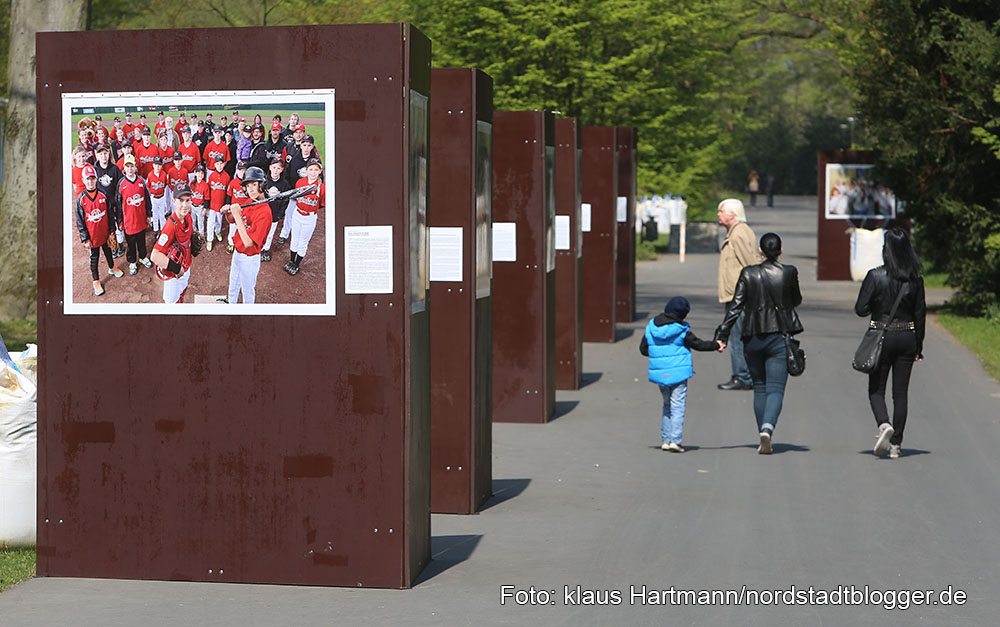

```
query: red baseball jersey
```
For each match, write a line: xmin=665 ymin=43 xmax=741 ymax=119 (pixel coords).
xmin=227 ymin=176 xmax=251 ymax=206
xmin=154 ymin=120 xmax=167 ymax=134
xmin=154 ymin=212 xmax=194 ymax=269
xmin=177 ymin=142 xmax=201 ymax=171
xmin=174 ymin=120 xmax=188 ymax=136
xmin=147 ymin=169 xmax=168 ymax=199
xmin=191 ymin=180 xmax=209 ymax=207
xmin=72 ymin=165 xmax=86 ymax=199
xmin=233 ymin=203 xmax=272 ymax=256
xmin=122 ymin=122 xmax=135 ymax=136
xmin=208 ymin=170 xmax=231 ymax=211
xmin=166 ymin=164 xmax=191 ymax=191
xmin=203 ymin=140 xmax=231 ymax=171
xmin=158 ymin=145 xmax=175 ymax=163
xmin=134 ymin=142 xmax=160 ymax=178
xmin=117 ymin=176 xmax=150 ymax=235
xmin=294 ymin=178 xmax=326 ymax=215
xmin=75 ymin=189 xmax=111 ymax=247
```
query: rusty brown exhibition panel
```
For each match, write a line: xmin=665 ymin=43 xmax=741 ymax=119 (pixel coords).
xmin=616 ymin=127 xmax=637 ymax=323
xmin=492 ymin=110 xmax=556 ymax=423
xmin=554 ymin=118 xmax=582 ymax=390
xmin=428 ymin=68 xmax=493 ymax=514
xmin=35 ymin=24 xmax=430 ymax=588
xmin=581 ymin=127 xmax=618 ymax=343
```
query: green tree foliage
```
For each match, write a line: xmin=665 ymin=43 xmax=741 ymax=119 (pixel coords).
xmin=847 ymin=1 xmax=1000 ymax=313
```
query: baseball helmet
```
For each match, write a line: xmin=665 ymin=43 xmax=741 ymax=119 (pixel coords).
xmin=155 ymin=241 xmax=187 ymax=281
xmin=241 ymin=166 xmax=267 ymax=188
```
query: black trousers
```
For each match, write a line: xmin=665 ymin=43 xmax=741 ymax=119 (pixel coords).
xmin=867 ymin=330 xmax=917 ymax=445
xmin=89 ymin=244 xmax=114 ymax=280
xmin=125 ymin=231 xmax=148 ymax=264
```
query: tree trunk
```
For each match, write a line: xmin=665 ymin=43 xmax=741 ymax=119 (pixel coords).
xmin=0 ymin=0 xmax=87 ymax=321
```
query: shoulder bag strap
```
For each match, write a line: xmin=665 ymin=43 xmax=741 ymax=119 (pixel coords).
xmin=885 ymin=280 xmax=906 ymax=323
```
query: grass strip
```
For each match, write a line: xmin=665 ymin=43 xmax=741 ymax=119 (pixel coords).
xmin=0 ymin=548 xmax=35 ymax=593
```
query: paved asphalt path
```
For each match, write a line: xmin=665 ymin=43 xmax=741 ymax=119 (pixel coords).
xmin=4 ymin=196 xmax=999 ymax=626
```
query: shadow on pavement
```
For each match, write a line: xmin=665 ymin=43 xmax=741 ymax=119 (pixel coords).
xmin=615 ymin=327 xmax=636 ymax=342
xmin=580 ymin=372 xmax=603 ymax=388
xmin=856 ymin=449 xmax=931 ymax=458
xmin=414 ymin=535 xmax=484 ymax=585
xmin=479 ymin=478 xmax=532 ymax=512
xmin=549 ymin=400 xmax=580 ymax=422
xmin=709 ymin=443 xmax=811 ymax=454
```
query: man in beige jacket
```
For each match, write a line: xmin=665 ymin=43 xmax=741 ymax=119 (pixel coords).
xmin=717 ymin=198 xmax=757 ymax=390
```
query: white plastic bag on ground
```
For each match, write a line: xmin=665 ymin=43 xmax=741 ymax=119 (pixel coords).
xmin=850 ymin=227 xmax=884 ymax=282
xmin=1 ymin=342 xmax=37 ymax=548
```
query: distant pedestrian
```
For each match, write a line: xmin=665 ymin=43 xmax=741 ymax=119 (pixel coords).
xmin=715 ymin=233 xmax=803 ymax=454
xmin=748 ymin=170 xmax=760 ymax=208
xmin=854 ymin=228 xmax=925 ymax=459
xmin=765 ymin=173 xmax=775 ymax=208
xmin=716 ymin=198 xmax=757 ymax=391
xmin=640 ymin=296 xmax=724 ymax=452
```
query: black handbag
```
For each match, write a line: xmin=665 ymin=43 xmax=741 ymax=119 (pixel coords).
xmin=852 ymin=286 xmax=906 ymax=373
xmin=759 ymin=268 xmax=805 ymax=377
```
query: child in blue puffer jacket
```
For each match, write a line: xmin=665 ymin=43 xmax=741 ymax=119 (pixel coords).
xmin=640 ymin=296 xmax=723 ymax=452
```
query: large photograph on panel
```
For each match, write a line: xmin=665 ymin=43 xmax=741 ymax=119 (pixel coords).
xmin=824 ymin=163 xmax=897 ymax=220
xmin=64 ymin=89 xmax=335 ymax=315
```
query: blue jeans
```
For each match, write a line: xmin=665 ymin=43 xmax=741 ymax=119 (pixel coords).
xmin=743 ymin=333 xmax=788 ymax=433
xmin=727 ymin=302 xmax=751 ymax=384
xmin=659 ymin=382 xmax=688 ymax=445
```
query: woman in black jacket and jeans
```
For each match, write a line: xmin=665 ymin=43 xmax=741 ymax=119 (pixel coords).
xmin=715 ymin=233 xmax=803 ymax=454
xmin=854 ymin=228 xmax=926 ymax=459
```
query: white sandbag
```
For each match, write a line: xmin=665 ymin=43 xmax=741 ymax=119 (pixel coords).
xmin=0 ymin=352 xmax=37 ymax=548
xmin=850 ymin=227 xmax=884 ymax=282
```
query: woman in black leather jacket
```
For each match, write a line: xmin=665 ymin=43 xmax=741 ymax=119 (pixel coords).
xmin=854 ymin=228 xmax=926 ymax=459
xmin=715 ymin=233 xmax=803 ymax=454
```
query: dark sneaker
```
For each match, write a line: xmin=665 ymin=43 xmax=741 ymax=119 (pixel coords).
xmin=261 ymin=249 xmax=271 ymax=262
xmin=888 ymin=444 xmax=901 ymax=459
xmin=874 ymin=423 xmax=894 ymax=456
xmin=718 ymin=378 xmax=753 ymax=391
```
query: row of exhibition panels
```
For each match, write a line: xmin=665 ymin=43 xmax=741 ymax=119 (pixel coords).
xmin=32 ymin=24 xmax=640 ymax=589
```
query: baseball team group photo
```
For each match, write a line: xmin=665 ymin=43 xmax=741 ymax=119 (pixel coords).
xmin=65 ymin=91 xmax=334 ymax=313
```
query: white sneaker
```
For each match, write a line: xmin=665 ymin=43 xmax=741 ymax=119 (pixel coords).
xmin=888 ymin=444 xmax=901 ymax=459
xmin=758 ymin=431 xmax=772 ymax=455
xmin=874 ymin=423 xmax=894 ymax=456
xmin=666 ymin=442 xmax=685 ymax=453
xmin=661 ymin=442 xmax=670 ymax=451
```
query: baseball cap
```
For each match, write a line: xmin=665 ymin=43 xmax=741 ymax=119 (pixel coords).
xmin=212 ymin=125 xmax=223 ymax=133
xmin=82 ymin=165 xmax=97 ymax=178
xmin=158 ymin=110 xmax=164 ymax=115
xmin=181 ymin=125 xmax=191 ymax=134
xmin=271 ymin=122 xmax=282 ymax=131
xmin=172 ymin=152 xmax=183 ymax=160
xmin=123 ymin=154 xmax=136 ymax=166
xmin=95 ymin=114 xmax=102 ymax=121
xmin=114 ymin=116 xmax=121 ymax=121
xmin=173 ymin=181 xmax=192 ymax=197
xmin=236 ymin=159 xmax=248 ymax=169
xmin=152 ymin=155 xmax=162 ymax=164
xmin=141 ymin=126 xmax=151 ymax=135
xmin=139 ymin=113 xmax=147 ymax=118
xmin=269 ymin=156 xmax=284 ymax=165
xmin=302 ymin=134 xmax=315 ymax=144
xmin=194 ymin=163 xmax=206 ymax=172
xmin=197 ymin=120 xmax=205 ymax=127
xmin=95 ymin=144 xmax=110 ymax=153
xmin=125 ymin=111 xmax=132 ymax=117
xmin=157 ymin=129 xmax=169 ymax=137
xmin=306 ymin=157 xmax=322 ymax=167
xmin=294 ymin=124 xmax=305 ymax=132
xmin=232 ymin=109 xmax=239 ymax=115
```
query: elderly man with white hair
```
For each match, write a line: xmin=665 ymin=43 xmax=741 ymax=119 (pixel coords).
xmin=716 ymin=198 xmax=757 ymax=390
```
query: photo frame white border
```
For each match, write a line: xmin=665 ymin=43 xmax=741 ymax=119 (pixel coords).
xmin=62 ymin=88 xmax=336 ymax=316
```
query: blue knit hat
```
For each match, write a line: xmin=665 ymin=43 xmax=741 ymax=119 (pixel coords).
xmin=663 ymin=296 xmax=690 ymax=320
